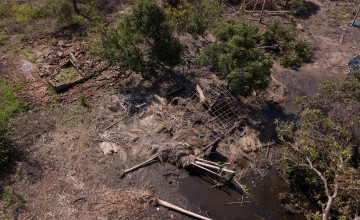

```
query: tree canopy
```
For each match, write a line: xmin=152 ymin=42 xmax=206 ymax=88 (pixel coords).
xmin=197 ymin=21 xmax=273 ymax=96
xmin=96 ymin=0 xmax=182 ymax=76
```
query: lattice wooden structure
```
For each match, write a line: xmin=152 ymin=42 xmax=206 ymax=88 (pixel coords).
xmin=183 ymin=82 xmax=243 ymax=132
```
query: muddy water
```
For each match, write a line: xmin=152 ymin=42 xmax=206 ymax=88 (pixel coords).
xmin=179 ymin=169 xmax=305 ymax=220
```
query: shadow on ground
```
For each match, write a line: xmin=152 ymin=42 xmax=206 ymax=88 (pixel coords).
xmin=295 ymin=0 xmax=321 ymax=20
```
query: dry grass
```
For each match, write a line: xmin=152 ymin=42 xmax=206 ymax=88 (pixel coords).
xmin=90 ymin=188 xmax=153 ymax=218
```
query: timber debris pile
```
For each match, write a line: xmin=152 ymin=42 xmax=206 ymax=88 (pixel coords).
xmin=97 ymin=81 xmax=261 ymax=219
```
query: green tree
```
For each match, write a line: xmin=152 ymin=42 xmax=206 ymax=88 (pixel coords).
xmin=97 ymin=0 xmax=182 ymax=76
xmin=277 ymin=108 xmax=359 ymax=219
xmin=197 ymin=21 xmax=273 ymax=96
xmin=164 ymin=0 xmax=221 ymax=36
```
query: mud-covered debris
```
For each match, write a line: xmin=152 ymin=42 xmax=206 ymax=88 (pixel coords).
xmin=99 ymin=142 xmax=120 ymax=155
xmin=238 ymin=127 xmax=262 ymax=153
xmin=349 ymin=54 xmax=360 ymax=73
xmin=123 ymin=95 xmax=147 ymax=113
xmin=123 ymin=95 xmax=146 ymax=107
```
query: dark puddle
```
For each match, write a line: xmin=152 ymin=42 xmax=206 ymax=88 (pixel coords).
xmin=179 ymin=169 xmax=304 ymax=220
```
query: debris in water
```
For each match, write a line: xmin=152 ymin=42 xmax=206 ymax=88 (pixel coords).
xmin=122 ymin=95 xmax=147 ymax=113
xmin=121 ymin=146 xmax=235 ymax=184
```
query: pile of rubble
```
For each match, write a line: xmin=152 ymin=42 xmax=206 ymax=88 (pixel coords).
xmin=38 ymin=40 xmax=107 ymax=93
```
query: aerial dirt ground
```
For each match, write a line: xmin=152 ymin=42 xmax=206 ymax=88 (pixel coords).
xmin=0 ymin=0 xmax=360 ymax=219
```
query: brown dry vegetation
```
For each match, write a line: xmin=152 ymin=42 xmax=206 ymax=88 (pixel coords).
xmin=0 ymin=0 xmax=359 ymax=219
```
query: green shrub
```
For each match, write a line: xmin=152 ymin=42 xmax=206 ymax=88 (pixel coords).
xmin=164 ymin=0 xmax=220 ymax=36
xmin=281 ymin=40 xmax=313 ymax=67
xmin=0 ymin=2 xmax=11 ymax=19
xmin=262 ymin=20 xmax=313 ymax=68
xmin=197 ymin=21 xmax=273 ymax=96
xmin=78 ymin=94 xmax=88 ymax=107
xmin=186 ymin=0 xmax=220 ymax=36
xmin=96 ymin=0 xmax=182 ymax=76
xmin=8 ymin=2 xmax=50 ymax=23
xmin=262 ymin=20 xmax=296 ymax=49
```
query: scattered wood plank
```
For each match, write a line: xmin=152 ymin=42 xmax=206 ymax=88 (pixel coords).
xmin=156 ymin=199 xmax=213 ymax=220
xmin=252 ymin=0 xmax=259 ymax=12
xmin=69 ymin=52 xmax=85 ymax=77
xmin=194 ymin=161 xmax=235 ymax=175
xmin=201 ymin=136 xmax=223 ymax=156
xmin=226 ymin=201 xmax=251 ymax=205
xmin=244 ymin=10 xmax=290 ymax=13
xmin=259 ymin=0 xmax=266 ymax=23
xmin=121 ymin=155 xmax=159 ymax=178
xmin=195 ymin=157 xmax=230 ymax=166
xmin=101 ymin=115 xmax=127 ymax=132
xmin=191 ymin=162 xmax=223 ymax=178
xmin=135 ymin=103 xmax=147 ymax=109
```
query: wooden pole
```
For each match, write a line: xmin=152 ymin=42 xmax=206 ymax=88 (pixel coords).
xmin=259 ymin=0 xmax=266 ymax=23
xmin=194 ymin=161 xmax=235 ymax=174
xmin=121 ymin=155 xmax=158 ymax=178
xmin=156 ymin=199 xmax=213 ymax=220
xmin=351 ymin=8 xmax=360 ymax=27
xmin=195 ymin=157 xmax=230 ymax=166
xmin=72 ymin=0 xmax=81 ymax=15
xmin=101 ymin=115 xmax=127 ymax=132
xmin=191 ymin=162 xmax=223 ymax=178
xmin=252 ymin=0 xmax=259 ymax=12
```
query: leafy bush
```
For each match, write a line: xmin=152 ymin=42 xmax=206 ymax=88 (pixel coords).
xmin=281 ymin=40 xmax=313 ymax=67
xmin=96 ymin=0 xmax=182 ymax=76
xmin=164 ymin=0 xmax=221 ymax=36
xmin=262 ymin=20 xmax=313 ymax=68
xmin=52 ymin=1 xmax=99 ymax=28
xmin=262 ymin=20 xmax=296 ymax=48
xmin=197 ymin=21 xmax=273 ymax=96
xmin=0 ymin=1 xmax=51 ymax=28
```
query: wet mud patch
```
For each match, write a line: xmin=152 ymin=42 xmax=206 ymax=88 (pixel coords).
xmin=180 ymin=169 xmax=305 ymax=220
